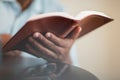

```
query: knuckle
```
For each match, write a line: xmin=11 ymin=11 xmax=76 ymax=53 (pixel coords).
xmin=29 ymin=37 xmax=36 ymax=45
xmin=49 ymin=42 xmax=55 ymax=48
xmin=40 ymin=48 xmax=46 ymax=54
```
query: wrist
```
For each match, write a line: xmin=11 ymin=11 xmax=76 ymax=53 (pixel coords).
xmin=65 ymin=55 xmax=72 ymax=64
xmin=59 ymin=52 xmax=72 ymax=64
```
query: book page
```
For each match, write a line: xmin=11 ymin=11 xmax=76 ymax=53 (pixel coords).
xmin=76 ymin=11 xmax=111 ymax=20
xmin=28 ymin=12 xmax=76 ymax=21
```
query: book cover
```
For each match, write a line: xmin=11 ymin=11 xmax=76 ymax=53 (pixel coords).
xmin=2 ymin=11 xmax=113 ymax=53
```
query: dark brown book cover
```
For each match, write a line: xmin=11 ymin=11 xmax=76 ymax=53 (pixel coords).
xmin=2 ymin=12 xmax=113 ymax=53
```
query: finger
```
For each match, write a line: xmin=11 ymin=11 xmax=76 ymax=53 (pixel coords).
xmin=28 ymin=37 xmax=58 ymax=59
xmin=25 ymin=43 xmax=55 ymax=62
xmin=3 ymin=50 xmax=21 ymax=56
xmin=33 ymin=32 xmax=60 ymax=54
xmin=25 ymin=43 xmax=41 ymax=57
xmin=66 ymin=26 xmax=82 ymax=39
xmin=33 ymin=33 xmax=70 ymax=62
xmin=45 ymin=32 xmax=66 ymax=47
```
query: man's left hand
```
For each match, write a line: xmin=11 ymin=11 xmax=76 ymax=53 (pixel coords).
xmin=25 ymin=26 xmax=81 ymax=64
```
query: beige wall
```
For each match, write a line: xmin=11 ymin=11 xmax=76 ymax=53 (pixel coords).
xmin=59 ymin=0 xmax=120 ymax=80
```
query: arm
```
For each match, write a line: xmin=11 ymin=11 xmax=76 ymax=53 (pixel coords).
xmin=25 ymin=26 xmax=81 ymax=64
xmin=0 ymin=34 xmax=21 ymax=56
xmin=0 ymin=34 xmax=11 ymax=46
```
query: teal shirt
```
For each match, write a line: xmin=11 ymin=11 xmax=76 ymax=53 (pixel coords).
xmin=0 ymin=0 xmax=79 ymax=67
xmin=0 ymin=0 xmax=63 ymax=35
xmin=0 ymin=0 xmax=63 ymax=63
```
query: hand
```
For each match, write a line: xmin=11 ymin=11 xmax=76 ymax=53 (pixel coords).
xmin=0 ymin=34 xmax=21 ymax=56
xmin=25 ymin=26 xmax=81 ymax=64
xmin=3 ymin=50 xmax=21 ymax=57
xmin=0 ymin=34 xmax=11 ymax=46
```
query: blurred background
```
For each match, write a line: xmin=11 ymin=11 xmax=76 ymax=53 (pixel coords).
xmin=59 ymin=0 xmax=120 ymax=80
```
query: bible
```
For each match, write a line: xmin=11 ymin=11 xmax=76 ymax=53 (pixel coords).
xmin=2 ymin=11 xmax=113 ymax=53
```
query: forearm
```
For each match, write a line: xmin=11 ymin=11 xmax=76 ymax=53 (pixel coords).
xmin=0 ymin=35 xmax=2 ymax=63
xmin=0 ymin=34 xmax=11 ymax=46
xmin=0 ymin=34 xmax=21 ymax=56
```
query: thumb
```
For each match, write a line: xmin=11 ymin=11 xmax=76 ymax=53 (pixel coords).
xmin=66 ymin=26 xmax=82 ymax=39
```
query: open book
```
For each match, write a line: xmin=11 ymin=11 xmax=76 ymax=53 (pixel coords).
xmin=2 ymin=11 xmax=113 ymax=53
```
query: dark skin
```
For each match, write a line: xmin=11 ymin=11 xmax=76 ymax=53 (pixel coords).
xmin=17 ymin=0 xmax=32 ymax=11
xmin=2 ymin=0 xmax=32 ymax=56
xmin=26 ymin=27 xmax=81 ymax=63
xmin=2 ymin=0 xmax=82 ymax=64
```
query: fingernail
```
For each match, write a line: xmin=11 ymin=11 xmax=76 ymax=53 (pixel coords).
xmin=46 ymin=32 xmax=51 ymax=38
xmin=33 ymin=32 xmax=40 ymax=38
